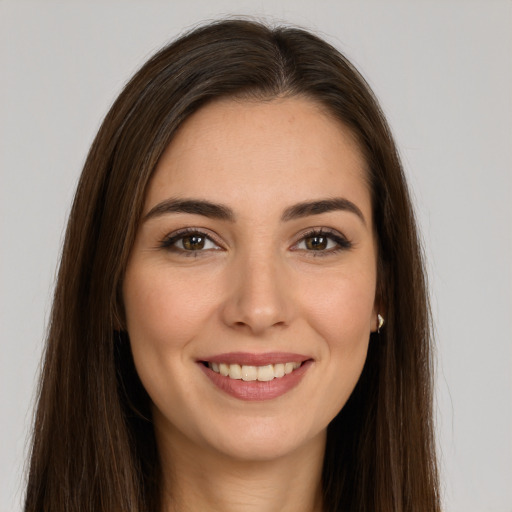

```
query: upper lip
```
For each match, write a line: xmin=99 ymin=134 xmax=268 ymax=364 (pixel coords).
xmin=198 ymin=352 xmax=312 ymax=366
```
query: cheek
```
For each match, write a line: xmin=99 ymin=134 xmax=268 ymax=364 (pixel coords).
xmin=122 ymin=265 xmax=217 ymax=403
xmin=123 ymin=264 xmax=217 ymax=348
xmin=298 ymin=268 xmax=375 ymax=413
xmin=301 ymin=267 xmax=376 ymax=343
xmin=122 ymin=264 xmax=221 ymax=416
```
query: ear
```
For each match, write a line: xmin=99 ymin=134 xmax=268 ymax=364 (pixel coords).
xmin=370 ymin=293 xmax=386 ymax=333
xmin=372 ymin=256 xmax=387 ymax=332
xmin=371 ymin=309 xmax=386 ymax=333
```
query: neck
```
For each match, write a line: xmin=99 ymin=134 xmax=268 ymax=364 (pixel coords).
xmin=157 ymin=424 xmax=326 ymax=512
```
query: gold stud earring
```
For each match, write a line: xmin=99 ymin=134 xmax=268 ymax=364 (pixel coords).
xmin=377 ymin=314 xmax=385 ymax=334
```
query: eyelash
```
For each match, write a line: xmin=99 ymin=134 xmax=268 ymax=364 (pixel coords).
xmin=158 ymin=227 xmax=352 ymax=257
xmin=158 ymin=228 xmax=223 ymax=256
xmin=293 ymin=228 xmax=352 ymax=256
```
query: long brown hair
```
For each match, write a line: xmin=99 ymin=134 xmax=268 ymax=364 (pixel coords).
xmin=25 ymin=19 xmax=440 ymax=512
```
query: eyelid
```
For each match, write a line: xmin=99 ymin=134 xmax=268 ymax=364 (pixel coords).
xmin=290 ymin=227 xmax=352 ymax=252
xmin=159 ymin=227 xmax=225 ymax=251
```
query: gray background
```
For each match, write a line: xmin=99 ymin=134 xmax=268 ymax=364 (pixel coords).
xmin=1 ymin=1 xmax=511 ymax=511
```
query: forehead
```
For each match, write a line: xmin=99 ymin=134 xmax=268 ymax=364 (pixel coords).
xmin=146 ymin=96 xmax=371 ymax=222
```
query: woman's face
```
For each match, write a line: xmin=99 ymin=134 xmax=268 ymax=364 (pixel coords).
xmin=123 ymin=97 xmax=379 ymax=462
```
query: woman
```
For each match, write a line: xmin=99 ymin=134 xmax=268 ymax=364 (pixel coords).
xmin=25 ymin=19 xmax=440 ymax=512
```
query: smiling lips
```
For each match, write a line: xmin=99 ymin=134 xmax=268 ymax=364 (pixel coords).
xmin=199 ymin=353 xmax=312 ymax=401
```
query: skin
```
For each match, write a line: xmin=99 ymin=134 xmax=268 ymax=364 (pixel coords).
xmin=123 ymin=96 xmax=379 ymax=512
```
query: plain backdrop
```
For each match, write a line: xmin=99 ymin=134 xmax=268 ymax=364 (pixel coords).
xmin=1 ymin=1 xmax=511 ymax=511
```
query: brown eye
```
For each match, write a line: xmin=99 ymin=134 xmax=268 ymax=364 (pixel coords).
xmin=293 ymin=230 xmax=352 ymax=254
xmin=182 ymin=234 xmax=206 ymax=251
xmin=305 ymin=235 xmax=328 ymax=250
xmin=160 ymin=230 xmax=221 ymax=253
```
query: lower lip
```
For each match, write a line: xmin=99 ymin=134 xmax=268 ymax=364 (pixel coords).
xmin=199 ymin=361 xmax=313 ymax=401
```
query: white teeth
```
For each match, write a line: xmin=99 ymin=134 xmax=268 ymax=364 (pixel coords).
xmin=208 ymin=361 xmax=302 ymax=381
xmin=274 ymin=363 xmax=285 ymax=378
xmin=228 ymin=364 xmax=242 ymax=380
xmin=241 ymin=365 xmax=257 ymax=381
xmin=257 ymin=365 xmax=274 ymax=382
xmin=284 ymin=362 xmax=295 ymax=375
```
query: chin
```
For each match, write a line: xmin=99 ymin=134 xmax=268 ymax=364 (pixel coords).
xmin=194 ymin=414 xmax=327 ymax=464
xmin=215 ymin=436 xmax=315 ymax=464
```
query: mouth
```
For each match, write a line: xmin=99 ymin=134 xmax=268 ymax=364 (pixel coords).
xmin=203 ymin=361 xmax=303 ymax=381
xmin=198 ymin=353 xmax=313 ymax=401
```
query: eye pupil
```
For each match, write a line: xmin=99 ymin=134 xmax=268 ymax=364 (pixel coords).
xmin=183 ymin=235 xmax=205 ymax=250
xmin=306 ymin=236 xmax=328 ymax=250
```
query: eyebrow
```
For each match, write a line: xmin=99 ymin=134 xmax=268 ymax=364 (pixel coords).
xmin=143 ymin=197 xmax=366 ymax=225
xmin=144 ymin=198 xmax=235 ymax=222
xmin=281 ymin=198 xmax=366 ymax=225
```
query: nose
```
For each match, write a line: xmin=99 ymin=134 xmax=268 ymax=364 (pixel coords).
xmin=220 ymin=252 xmax=293 ymax=336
